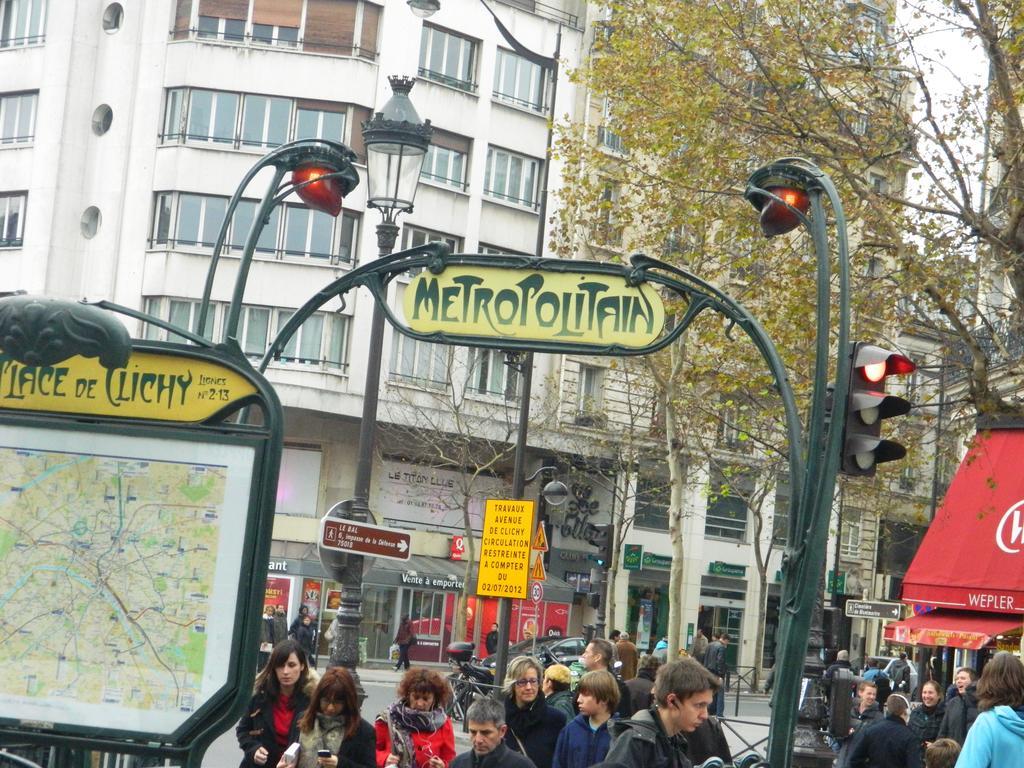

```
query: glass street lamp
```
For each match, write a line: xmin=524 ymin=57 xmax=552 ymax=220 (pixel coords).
xmin=407 ymin=0 xmax=440 ymax=18
xmin=324 ymin=78 xmax=432 ymax=691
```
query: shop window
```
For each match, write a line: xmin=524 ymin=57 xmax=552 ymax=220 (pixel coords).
xmin=564 ymin=571 xmax=591 ymax=593
xmin=0 ymin=0 xmax=47 ymax=47
xmin=403 ymin=589 xmax=444 ymax=638
xmin=418 ymin=24 xmax=477 ymax=92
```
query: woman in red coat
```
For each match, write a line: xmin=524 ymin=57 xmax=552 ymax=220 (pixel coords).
xmin=376 ymin=668 xmax=455 ymax=768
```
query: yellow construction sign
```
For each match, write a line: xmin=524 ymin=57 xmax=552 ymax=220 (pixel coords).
xmin=530 ymin=554 xmax=547 ymax=582
xmin=477 ymin=499 xmax=534 ymax=599
xmin=532 ymin=523 xmax=549 ymax=552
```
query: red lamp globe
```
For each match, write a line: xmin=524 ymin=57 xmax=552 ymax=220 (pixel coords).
xmin=759 ymin=185 xmax=810 ymax=237
xmin=292 ymin=164 xmax=345 ymax=217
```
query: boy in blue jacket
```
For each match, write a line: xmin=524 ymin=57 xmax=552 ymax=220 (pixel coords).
xmin=553 ymin=670 xmax=620 ymax=768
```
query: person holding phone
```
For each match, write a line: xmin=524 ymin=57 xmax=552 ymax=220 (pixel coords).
xmin=237 ymin=640 xmax=315 ymax=768
xmin=375 ymin=668 xmax=455 ymax=768
xmin=280 ymin=667 xmax=375 ymax=768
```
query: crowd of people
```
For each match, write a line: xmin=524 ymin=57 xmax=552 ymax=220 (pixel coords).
xmin=241 ymin=632 xmax=734 ymax=768
xmin=824 ymin=651 xmax=1024 ymax=768
xmin=244 ymin=627 xmax=1024 ymax=768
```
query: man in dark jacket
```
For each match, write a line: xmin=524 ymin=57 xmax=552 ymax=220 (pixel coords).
xmin=486 ymin=622 xmax=500 ymax=655
xmin=625 ymin=655 xmax=662 ymax=716
xmin=578 ymin=638 xmax=632 ymax=719
xmin=847 ymin=694 xmax=923 ymax=768
xmin=937 ymin=676 xmax=979 ymax=745
xmin=834 ymin=681 xmax=884 ymax=768
xmin=605 ymin=658 xmax=718 ymax=768
xmin=703 ymin=634 xmax=729 ymax=717
xmin=683 ymin=716 xmax=732 ymax=765
xmin=890 ymin=653 xmax=913 ymax=695
xmin=452 ymin=698 xmax=536 ymax=768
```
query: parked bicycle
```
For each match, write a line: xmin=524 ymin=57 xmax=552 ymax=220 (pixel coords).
xmin=444 ymin=642 xmax=497 ymax=722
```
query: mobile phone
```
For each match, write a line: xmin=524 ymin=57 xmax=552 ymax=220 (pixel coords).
xmin=318 ymin=750 xmax=332 ymax=758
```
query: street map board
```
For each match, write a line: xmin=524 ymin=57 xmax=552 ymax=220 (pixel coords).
xmin=0 ymin=422 xmax=256 ymax=737
xmin=477 ymin=499 xmax=534 ymax=600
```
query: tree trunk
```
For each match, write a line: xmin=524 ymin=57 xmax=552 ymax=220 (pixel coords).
xmin=454 ymin=499 xmax=477 ymax=647
xmin=665 ymin=382 xmax=687 ymax=657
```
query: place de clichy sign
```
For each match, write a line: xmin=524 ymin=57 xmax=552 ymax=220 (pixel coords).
xmin=402 ymin=265 xmax=666 ymax=349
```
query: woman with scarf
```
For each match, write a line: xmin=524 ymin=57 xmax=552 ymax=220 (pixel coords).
xmin=375 ymin=668 xmax=455 ymax=768
xmin=237 ymin=639 xmax=316 ymax=768
xmin=280 ymin=667 xmax=375 ymax=768
xmin=502 ymin=656 xmax=567 ymax=768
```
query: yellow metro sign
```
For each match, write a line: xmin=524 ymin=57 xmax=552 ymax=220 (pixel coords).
xmin=0 ymin=348 xmax=257 ymax=422
xmin=478 ymin=498 xmax=534 ymax=599
xmin=403 ymin=266 xmax=665 ymax=349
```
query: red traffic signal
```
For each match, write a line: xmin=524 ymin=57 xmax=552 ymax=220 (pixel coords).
xmin=757 ymin=186 xmax=810 ymax=237
xmin=841 ymin=343 xmax=916 ymax=477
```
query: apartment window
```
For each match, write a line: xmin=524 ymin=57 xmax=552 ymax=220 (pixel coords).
xmin=421 ymin=130 xmax=470 ymax=190
xmin=870 ymin=173 xmax=890 ymax=194
xmin=484 ymin=147 xmax=539 ymax=208
xmin=241 ymin=94 xmax=290 ymax=148
xmin=152 ymin=192 xmax=358 ymax=264
xmin=197 ymin=15 xmax=245 ymax=41
xmin=705 ymin=467 xmax=752 ymax=541
xmin=0 ymin=0 xmax=46 ymax=47
xmin=143 ymin=298 xmax=216 ymax=341
xmin=177 ymin=193 xmax=227 ymax=247
xmin=390 ymin=331 xmax=449 ymax=390
xmin=251 ymin=0 xmax=302 ymax=47
xmin=840 ymin=507 xmax=863 ymax=557
xmin=772 ymin=476 xmax=790 ymax=545
xmin=402 ymin=225 xmax=462 ymax=253
xmin=597 ymin=183 xmax=621 ymax=245
xmin=576 ymin=364 xmax=604 ymax=426
xmin=0 ymin=91 xmax=37 ymax=143
xmin=295 ymin=105 xmax=346 ymax=143
xmin=0 ymin=192 xmax=25 ymax=247
xmin=466 ymin=348 xmax=517 ymax=399
xmin=493 ymin=49 xmax=546 ymax=112
xmin=304 ymin=0 xmax=380 ymax=59
xmin=479 ymin=243 xmax=531 ymax=257
xmin=419 ymin=25 xmax=477 ymax=92
xmin=186 ymin=89 xmax=239 ymax=143
xmin=634 ymin=474 xmax=669 ymax=531
xmin=230 ymin=198 xmax=281 ymax=253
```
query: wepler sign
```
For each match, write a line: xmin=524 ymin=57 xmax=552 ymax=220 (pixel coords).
xmin=403 ymin=266 xmax=665 ymax=349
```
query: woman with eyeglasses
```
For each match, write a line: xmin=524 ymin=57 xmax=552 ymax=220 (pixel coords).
xmin=278 ymin=667 xmax=375 ymax=768
xmin=502 ymin=656 xmax=567 ymax=768
xmin=375 ymin=667 xmax=455 ymax=768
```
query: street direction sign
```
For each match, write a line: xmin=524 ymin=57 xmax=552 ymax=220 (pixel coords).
xmin=845 ymin=600 xmax=902 ymax=620
xmin=320 ymin=517 xmax=411 ymax=561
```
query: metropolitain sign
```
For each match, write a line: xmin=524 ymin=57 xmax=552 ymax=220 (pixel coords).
xmin=402 ymin=266 xmax=666 ymax=349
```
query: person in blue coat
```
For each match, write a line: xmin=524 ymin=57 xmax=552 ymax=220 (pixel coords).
xmin=553 ymin=671 xmax=619 ymax=768
xmin=956 ymin=652 xmax=1024 ymax=768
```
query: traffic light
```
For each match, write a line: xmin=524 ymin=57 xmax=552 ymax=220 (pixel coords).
xmin=840 ymin=343 xmax=916 ymax=477
xmin=587 ymin=523 xmax=614 ymax=569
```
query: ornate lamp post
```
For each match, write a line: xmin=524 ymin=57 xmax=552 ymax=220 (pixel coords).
xmin=321 ymin=77 xmax=432 ymax=683
xmin=745 ymin=158 xmax=852 ymax=768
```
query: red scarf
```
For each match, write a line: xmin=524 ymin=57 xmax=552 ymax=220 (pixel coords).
xmin=272 ymin=694 xmax=296 ymax=748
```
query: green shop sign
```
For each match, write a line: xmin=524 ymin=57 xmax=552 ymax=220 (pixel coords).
xmin=709 ymin=561 xmax=747 ymax=578
xmin=642 ymin=552 xmax=673 ymax=569
xmin=623 ymin=544 xmax=644 ymax=570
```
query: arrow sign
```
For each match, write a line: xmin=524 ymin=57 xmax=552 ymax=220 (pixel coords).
xmin=320 ymin=516 xmax=412 ymax=562
xmin=844 ymin=600 xmax=902 ymax=620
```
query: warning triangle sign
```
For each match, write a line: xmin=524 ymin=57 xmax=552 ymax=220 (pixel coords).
xmin=532 ymin=524 xmax=549 ymax=552
xmin=530 ymin=554 xmax=547 ymax=582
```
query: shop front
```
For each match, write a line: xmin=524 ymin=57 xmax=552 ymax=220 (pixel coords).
xmin=698 ymin=561 xmax=748 ymax=668
xmin=262 ymin=541 xmax=576 ymax=665
xmin=885 ymin=427 xmax=1024 ymax=675
xmin=624 ymin=549 xmax=673 ymax=653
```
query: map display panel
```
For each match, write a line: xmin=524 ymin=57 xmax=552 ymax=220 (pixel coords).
xmin=0 ymin=424 xmax=255 ymax=736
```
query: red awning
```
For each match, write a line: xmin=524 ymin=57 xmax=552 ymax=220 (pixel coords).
xmin=883 ymin=610 xmax=1022 ymax=650
xmin=901 ymin=428 xmax=1024 ymax=614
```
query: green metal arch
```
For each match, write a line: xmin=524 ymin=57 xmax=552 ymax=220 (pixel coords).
xmin=258 ymin=245 xmax=806 ymax=504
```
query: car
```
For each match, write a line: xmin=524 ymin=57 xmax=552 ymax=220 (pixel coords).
xmin=867 ymin=655 xmax=919 ymax=695
xmin=481 ymin=635 xmax=586 ymax=670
